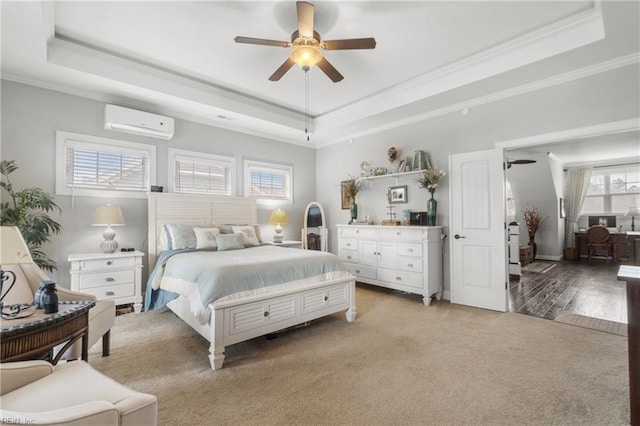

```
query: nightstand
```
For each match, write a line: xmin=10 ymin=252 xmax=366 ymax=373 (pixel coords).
xmin=68 ymin=251 xmax=144 ymax=313
xmin=264 ymin=240 xmax=303 ymax=249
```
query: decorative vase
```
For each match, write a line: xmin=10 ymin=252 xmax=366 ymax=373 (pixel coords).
xmin=528 ymin=235 xmax=537 ymax=259
xmin=426 ymin=194 xmax=437 ymax=226
xmin=350 ymin=201 xmax=358 ymax=222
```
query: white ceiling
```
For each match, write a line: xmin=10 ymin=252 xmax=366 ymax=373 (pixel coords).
xmin=1 ymin=1 xmax=639 ymax=155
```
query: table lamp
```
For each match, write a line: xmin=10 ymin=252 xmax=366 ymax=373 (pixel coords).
xmin=269 ymin=209 xmax=288 ymax=243
xmin=1 ymin=226 xmax=36 ymax=318
xmin=93 ymin=205 xmax=125 ymax=253
xmin=625 ymin=206 xmax=639 ymax=231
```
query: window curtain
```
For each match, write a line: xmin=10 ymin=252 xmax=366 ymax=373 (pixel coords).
xmin=564 ymin=168 xmax=592 ymax=247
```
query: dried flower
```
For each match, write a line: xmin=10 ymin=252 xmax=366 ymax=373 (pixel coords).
xmin=343 ymin=176 xmax=362 ymax=202
xmin=417 ymin=167 xmax=446 ymax=195
xmin=521 ymin=206 xmax=548 ymax=238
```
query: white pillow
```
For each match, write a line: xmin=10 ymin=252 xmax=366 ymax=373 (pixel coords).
xmin=194 ymin=227 xmax=220 ymax=249
xmin=232 ymin=225 xmax=260 ymax=247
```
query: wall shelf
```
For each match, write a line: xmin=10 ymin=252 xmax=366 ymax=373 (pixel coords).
xmin=358 ymin=169 xmax=423 ymax=185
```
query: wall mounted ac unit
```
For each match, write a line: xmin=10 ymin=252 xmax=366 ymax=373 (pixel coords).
xmin=104 ymin=105 xmax=174 ymax=140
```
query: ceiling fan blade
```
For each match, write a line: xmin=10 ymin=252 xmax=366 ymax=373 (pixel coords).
xmin=269 ymin=58 xmax=295 ymax=81
xmin=234 ymin=36 xmax=289 ymax=48
xmin=323 ymin=38 xmax=377 ymax=50
xmin=297 ymin=1 xmax=314 ymax=39
xmin=317 ymin=57 xmax=344 ymax=82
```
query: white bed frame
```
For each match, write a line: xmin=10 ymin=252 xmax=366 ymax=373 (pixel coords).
xmin=148 ymin=193 xmax=356 ymax=370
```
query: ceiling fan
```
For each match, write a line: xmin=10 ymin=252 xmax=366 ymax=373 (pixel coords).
xmin=234 ymin=1 xmax=376 ymax=82
xmin=506 ymin=159 xmax=537 ymax=169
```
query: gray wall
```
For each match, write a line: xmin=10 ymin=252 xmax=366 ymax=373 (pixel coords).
xmin=0 ymin=80 xmax=316 ymax=287
xmin=316 ymin=63 xmax=640 ymax=295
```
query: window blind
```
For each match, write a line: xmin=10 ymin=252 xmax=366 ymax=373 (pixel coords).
xmin=582 ymin=164 xmax=640 ymax=214
xmin=248 ymin=167 xmax=290 ymax=200
xmin=174 ymin=156 xmax=232 ymax=195
xmin=66 ymin=144 xmax=149 ymax=191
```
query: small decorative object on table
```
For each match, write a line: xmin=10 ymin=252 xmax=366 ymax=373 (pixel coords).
xmin=521 ymin=206 xmax=548 ymax=259
xmin=417 ymin=166 xmax=446 ymax=226
xmin=413 ymin=150 xmax=431 ymax=171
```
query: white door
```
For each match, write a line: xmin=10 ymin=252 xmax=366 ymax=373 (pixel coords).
xmin=449 ymin=148 xmax=507 ymax=312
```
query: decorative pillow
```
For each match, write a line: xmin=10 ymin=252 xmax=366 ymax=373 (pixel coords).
xmin=163 ymin=224 xmax=199 ymax=250
xmin=220 ymin=224 xmax=263 ymax=243
xmin=216 ymin=233 xmax=246 ymax=251
xmin=193 ymin=227 xmax=220 ymax=249
xmin=158 ymin=226 xmax=169 ymax=251
xmin=232 ymin=225 xmax=260 ymax=247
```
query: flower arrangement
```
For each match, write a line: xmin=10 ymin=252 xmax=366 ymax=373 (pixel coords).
xmin=417 ymin=166 xmax=446 ymax=196
xmin=343 ymin=176 xmax=362 ymax=202
xmin=521 ymin=206 xmax=548 ymax=239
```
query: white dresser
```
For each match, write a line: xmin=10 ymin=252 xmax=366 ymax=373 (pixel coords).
xmin=336 ymin=225 xmax=443 ymax=305
xmin=68 ymin=251 xmax=144 ymax=313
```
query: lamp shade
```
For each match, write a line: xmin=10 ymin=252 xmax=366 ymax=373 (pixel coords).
xmin=269 ymin=209 xmax=288 ymax=225
xmin=625 ymin=206 xmax=640 ymax=216
xmin=289 ymin=45 xmax=322 ymax=70
xmin=0 ymin=226 xmax=34 ymax=265
xmin=93 ymin=205 xmax=125 ymax=226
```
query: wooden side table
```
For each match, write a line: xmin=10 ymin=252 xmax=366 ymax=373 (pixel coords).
xmin=519 ymin=246 xmax=533 ymax=265
xmin=0 ymin=300 xmax=95 ymax=364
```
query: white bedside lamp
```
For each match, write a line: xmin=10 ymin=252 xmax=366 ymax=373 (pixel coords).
xmin=625 ymin=206 xmax=639 ymax=231
xmin=269 ymin=209 xmax=288 ymax=243
xmin=1 ymin=226 xmax=36 ymax=318
xmin=93 ymin=205 xmax=125 ymax=253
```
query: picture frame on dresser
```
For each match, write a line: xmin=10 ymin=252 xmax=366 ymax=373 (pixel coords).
xmin=389 ymin=185 xmax=408 ymax=204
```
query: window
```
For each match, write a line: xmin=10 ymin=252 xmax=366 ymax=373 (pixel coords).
xmin=581 ymin=164 xmax=640 ymax=214
xmin=244 ymin=160 xmax=293 ymax=205
xmin=56 ymin=131 xmax=156 ymax=198
xmin=168 ymin=148 xmax=235 ymax=195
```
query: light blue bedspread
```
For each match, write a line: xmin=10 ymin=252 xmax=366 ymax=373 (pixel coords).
xmin=144 ymin=246 xmax=346 ymax=317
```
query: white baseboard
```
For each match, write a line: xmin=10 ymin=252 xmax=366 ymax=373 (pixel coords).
xmin=535 ymin=255 xmax=562 ymax=261
xmin=442 ymin=291 xmax=451 ymax=301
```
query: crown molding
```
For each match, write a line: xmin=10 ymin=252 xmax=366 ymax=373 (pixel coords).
xmin=314 ymin=53 xmax=639 ymax=149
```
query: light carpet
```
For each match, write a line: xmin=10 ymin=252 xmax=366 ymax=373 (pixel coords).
xmin=555 ymin=313 xmax=628 ymax=336
xmin=522 ymin=261 xmax=557 ymax=273
xmin=88 ymin=285 xmax=629 ymax=425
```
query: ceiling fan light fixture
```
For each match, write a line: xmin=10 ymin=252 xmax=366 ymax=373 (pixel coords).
xmin=290 ymin=45 xmax=322 ymax=71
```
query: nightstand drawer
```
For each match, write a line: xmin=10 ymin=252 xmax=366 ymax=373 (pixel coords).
xmin=81 ymin=283 xmax=135 ymax=300
xmin=78 ymin=270 xmax=134 ymax=289
xmin=78 ymin=257 xmax=137 ymax=271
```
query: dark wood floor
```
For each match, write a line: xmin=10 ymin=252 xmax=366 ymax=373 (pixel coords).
xmin=509 ymin=259 xmax=627 ymax=324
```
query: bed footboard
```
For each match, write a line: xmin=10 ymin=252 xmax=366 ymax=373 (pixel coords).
xmin=208 ymin=276 xmax=356 ymax=370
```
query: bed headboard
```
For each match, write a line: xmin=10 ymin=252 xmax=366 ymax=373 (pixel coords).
xmin=147 ymin=193 xmax=257 ymax=269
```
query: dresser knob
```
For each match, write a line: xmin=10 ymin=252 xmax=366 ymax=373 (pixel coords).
xmin=408 ymin=263 xmax=414 ymax=268
xmin=105 ymin=291 xmax=115 ymax=296
xmin=408 ymin=248 xmax=414 ymax=253
xmin=395 ymin=276 xmax=402 ymax=281
xmin=105 ymin=277 xmax=115 ymax=282
xmin=347 ymin=256 xmax=352 ymax=260
xmin=355 ymin=269 xmax=361 ymax=274
xmin=324 ymin=296 xmax=328 ymax=302
xmin=263 ymin=311 xmax=269 ymax=317
xmin=106 ymin=261 xmax=113 ymax=266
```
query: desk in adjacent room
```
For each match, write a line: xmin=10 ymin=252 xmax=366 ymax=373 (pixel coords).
xmin=574 ymin=231 xmax=628 ymax=262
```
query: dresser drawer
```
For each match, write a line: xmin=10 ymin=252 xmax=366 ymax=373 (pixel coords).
xmin=397 ymin=256 xmax=423 ymax=273
xmin=377 ymin=269 xmax=423 ymax=289
xmin=378 ymin=228 xmax=423 ymax=241
xmin=77 ymin=256 xmax=136 ymax=271
xmin=80 ymin=282 xmax=135 ymax=300
xmin=78 ymin=270 xmax=134 ymax=289
xmin=339 ymin=227 xmax=376 ymax=239
xmin=398 ymin=242 xmax=422 ymax=257
xmin=339 ymin=238 xmax=358 ymax=250
xmin=339 ymin=250 xmax=359 ymax=263
xmin=344 ymin=263 xmax=376 ymax=280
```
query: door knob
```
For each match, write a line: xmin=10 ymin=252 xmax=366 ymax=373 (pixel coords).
xmin=454 ymin=234 xmax=466 ymax=239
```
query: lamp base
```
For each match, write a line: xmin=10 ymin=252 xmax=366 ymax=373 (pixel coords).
xmin=101 ymin=226 xmax=119 ymax=253
xmin=273 ymin=234 xmax=284 ymax=243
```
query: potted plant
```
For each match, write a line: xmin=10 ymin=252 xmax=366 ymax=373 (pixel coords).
xmin=417 ymin=166 xmax=446 ymax=225
xmin=1 ymin=160 xmax=62 ymax=271
xmin=343 ymin=176 xmax=362 ymax=223
xmin=521 ymin=206 xmax=548 ymax=259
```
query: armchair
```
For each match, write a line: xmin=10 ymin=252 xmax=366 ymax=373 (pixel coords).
xmin=0 ymin=360 xmax=157 ymax=425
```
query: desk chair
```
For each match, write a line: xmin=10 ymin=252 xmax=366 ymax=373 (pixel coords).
xmin=586 ymin=225 xmax=614 ymax=263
